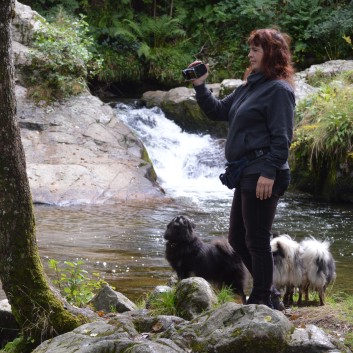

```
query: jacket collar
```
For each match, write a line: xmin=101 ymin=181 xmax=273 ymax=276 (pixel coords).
xmin=246 ymin=71 xmax=268 ymax=90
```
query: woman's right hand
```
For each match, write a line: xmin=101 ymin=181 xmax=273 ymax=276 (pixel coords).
xmin=188 ymin=60 xmax=209 ymax=86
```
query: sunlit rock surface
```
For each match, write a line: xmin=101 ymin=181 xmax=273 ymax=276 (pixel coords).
xmin=12 ymin=1 xmax=165 ymax=205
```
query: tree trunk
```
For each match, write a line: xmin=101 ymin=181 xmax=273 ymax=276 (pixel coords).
xmin=0 ymin=1 xmax=87 ymax=351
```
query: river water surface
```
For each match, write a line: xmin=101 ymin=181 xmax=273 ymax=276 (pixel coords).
xmin=2 ymin=103 xmax=352 ymax=302
xmin=34 ymin=193 xmax=353 ymax=303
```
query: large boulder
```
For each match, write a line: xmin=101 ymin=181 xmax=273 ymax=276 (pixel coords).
xmin=12 ymin=1 xmax=43 ymax=46
xmin=143 ymin=86 xmax=227 ymax=136
xmin=302 ymin=60 xmax=353 ymax=79
xmin=31 ymin=303 xmax=340 ymax=353
xmin=11 ymin=2 xmax=165 ymax=205
xmin=174 ymin=277 xmax=218 ymax=320
xmin=89 ymin=285 xmax=138 ymax=313
xmin=12 ymin=1 xmax=43 ymax=83
xmin=219 ymin=79 xmax=243 ymax=97
xmin=16 ymin=86 xmax=165 ymax=205
xmin=174 ymin=302 xmax=293 ymax=352
xmin=31 ymin=319 xmax=186 ymax=353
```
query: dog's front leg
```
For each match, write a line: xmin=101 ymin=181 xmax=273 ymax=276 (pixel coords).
xmin=283 ymin=285 xmax=294 ymax=306
xmin=176 ymin=268 xmax=188 ymax=280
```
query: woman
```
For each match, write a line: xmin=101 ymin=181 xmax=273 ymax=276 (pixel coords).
xmin=190 ymin=28 xmax=295 ymax=308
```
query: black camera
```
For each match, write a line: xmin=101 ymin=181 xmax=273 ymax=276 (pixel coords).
xmin=182 ymin=63 xmax=207 ymax=81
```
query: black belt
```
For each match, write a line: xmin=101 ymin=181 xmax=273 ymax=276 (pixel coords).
xmin=246 ymin=148 xmax=270 ymax=161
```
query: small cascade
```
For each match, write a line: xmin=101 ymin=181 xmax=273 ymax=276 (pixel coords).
xmin=114 ymin=103 xmax=233 ymax=201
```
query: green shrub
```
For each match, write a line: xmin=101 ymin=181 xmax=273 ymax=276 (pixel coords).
xmin=89 ymin=13 xmax=193 ymax=85
xmin=293 ymin=84 xmax=353 ymax=161
xmin=290 ymin=79 xmax=353 ymax=198
xmin=25 ymin=10 xmax=102 ymax=103
xmin=308 ymin=4 xmax=353 ymax=61
xmin=98 ymin=46 xmax=143 ymax=83
xmin=21 ymin=0 xmax=353 ymax=87
xmin=48 ymin=259 xmax=107 ymax=307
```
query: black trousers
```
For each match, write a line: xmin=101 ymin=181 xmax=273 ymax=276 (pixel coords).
xmin=228 ymin=170 xmax=290 ymax=301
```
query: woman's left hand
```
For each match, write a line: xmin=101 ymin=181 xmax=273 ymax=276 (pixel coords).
xmin=256 ymin=176 xmax=274 ymax=200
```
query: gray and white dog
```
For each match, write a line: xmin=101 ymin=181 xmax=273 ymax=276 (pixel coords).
xmin=271 ymin=233 xmax=303 ymax=306
xmin=271 ymin=233 xmax=336 ymax=306
xmin=298 ymin=237 xmax=336 ymax=306
xmin=164 ymin=215 xmax=248 ymax=304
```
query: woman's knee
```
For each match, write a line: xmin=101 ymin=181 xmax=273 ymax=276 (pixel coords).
xmin=245 ymin=235 xmax=272 ymax=254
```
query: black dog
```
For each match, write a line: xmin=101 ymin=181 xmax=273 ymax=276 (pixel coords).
xmin=164 ymin=215 xmax=247 ymax=304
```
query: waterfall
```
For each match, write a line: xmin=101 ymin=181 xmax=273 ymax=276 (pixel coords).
xmin=114 ymin=102 xmax=234 ymax=202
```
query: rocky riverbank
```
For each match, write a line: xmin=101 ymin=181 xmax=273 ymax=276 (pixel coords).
xmin=1 ymin=278 xmax=351 ymax=352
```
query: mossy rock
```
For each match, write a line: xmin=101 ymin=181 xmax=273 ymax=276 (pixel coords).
xmin=290 ymin=153 xmax=353 ymax=203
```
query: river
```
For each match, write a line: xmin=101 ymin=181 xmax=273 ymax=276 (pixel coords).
xmin=2 ymin=102 xmax=352 ymax=303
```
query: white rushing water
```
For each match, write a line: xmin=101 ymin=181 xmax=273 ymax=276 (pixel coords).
xmin=115 ymin=102 xmax=234 ymax=202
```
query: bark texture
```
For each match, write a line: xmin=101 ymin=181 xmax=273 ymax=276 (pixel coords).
xmin=0 ymin=1 xmax=86 ymax=351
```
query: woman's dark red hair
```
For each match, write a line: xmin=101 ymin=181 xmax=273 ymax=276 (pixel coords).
xmin=244 ymin=28 xmax=295 ymax=86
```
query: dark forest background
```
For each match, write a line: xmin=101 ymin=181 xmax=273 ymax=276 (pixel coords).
xmin=21 ymin=0 xmax=353 ymax=96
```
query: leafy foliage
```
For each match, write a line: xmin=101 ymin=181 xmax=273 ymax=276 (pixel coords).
xmin=20 ymin=0 xmax=353 ymax=87
xmin=48 ymin=259 xmax=107 ymax=307
xmin=25 ymin=10 xmax=102 ymax=102
xmin=293 ymin=83 xmax=353 ymax=162
xmin=290 ymin=75 xmax=353 ymax=199
xmin=308 ymin=3 xmax=353 ymax=61
xmin=96 ymin=14 xmax=191 ymax=84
